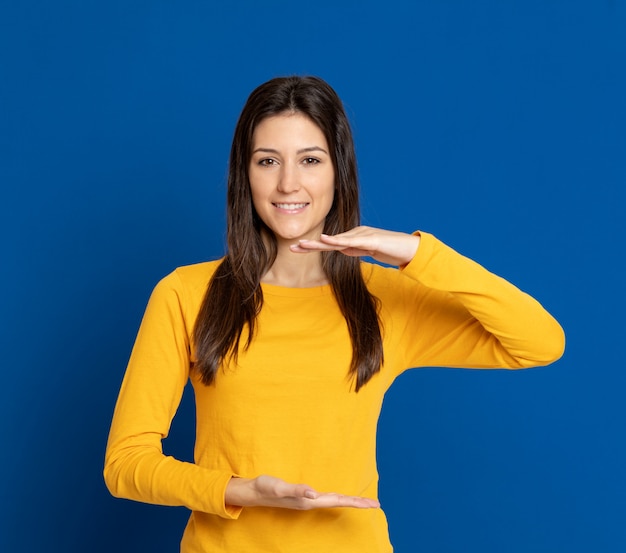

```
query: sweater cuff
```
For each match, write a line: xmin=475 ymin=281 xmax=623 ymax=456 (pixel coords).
xmin=213 ymin=472 xmax=244 ymax=519
xmin=400 ymin=231 xmax=436 ymax=278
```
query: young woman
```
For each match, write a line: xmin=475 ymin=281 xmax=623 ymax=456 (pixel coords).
xmin=104 ymin=76 xmax=565 ymax=552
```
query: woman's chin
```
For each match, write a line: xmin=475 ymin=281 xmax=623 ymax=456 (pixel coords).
xmin=270 ymin=226 xmax=324 ymax=245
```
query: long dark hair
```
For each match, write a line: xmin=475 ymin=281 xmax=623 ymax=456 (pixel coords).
xmin=193 ymin=76 xmax=383 ymax=391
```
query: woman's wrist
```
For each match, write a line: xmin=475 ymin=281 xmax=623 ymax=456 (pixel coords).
xmin=225 ymin=477 xmax=254 ymax=508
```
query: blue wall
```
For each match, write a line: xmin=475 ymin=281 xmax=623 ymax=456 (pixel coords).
xmin=1 ymin=1 xmax=624 ymax=551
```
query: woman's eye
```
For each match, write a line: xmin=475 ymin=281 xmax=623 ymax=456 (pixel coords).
xmin=259 ymin=158 xmax=276 ymax=166
xmin=303 ymin=157 xmax=320 ymax=165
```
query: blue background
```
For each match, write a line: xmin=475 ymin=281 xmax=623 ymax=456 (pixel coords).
xmin=1 ymin=1 xmax=624 ymax=551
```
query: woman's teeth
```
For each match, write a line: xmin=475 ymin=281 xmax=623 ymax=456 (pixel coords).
xmin=274 ymin=203 xmax=308 ymax=209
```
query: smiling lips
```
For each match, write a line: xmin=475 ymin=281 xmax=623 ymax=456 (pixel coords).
xmin=273 ymin=202 xmax=309 ymax=211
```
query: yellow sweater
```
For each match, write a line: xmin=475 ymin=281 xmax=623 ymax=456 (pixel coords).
xmin=104 ymin=232 xmax=564 ymax=552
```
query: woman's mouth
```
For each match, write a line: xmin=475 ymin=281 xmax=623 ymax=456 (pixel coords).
xmin=273 ymin=202 xmax=309 ymax=210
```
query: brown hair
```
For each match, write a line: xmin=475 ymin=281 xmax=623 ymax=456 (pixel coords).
xmin=193 ymin=76 xmax=383 ymax=391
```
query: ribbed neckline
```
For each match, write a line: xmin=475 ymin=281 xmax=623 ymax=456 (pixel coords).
xmin=260 ymin=281 xmax=333 ymax=298
xmin=258 ymin=262 xmax=382 ymax=297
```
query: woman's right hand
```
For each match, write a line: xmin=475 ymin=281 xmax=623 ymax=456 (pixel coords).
xmin=225 ymin=474 xmax=380 ymax=510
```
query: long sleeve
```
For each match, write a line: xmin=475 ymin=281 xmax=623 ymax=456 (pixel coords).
xmin=382 ymin=232 xmax=565 ymax=374
xmin=103 ymin=270 xmax=241 ymax=519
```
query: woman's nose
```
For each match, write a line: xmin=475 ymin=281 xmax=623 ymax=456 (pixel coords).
xmin=277 ymin=164 xmax=300 ymax=193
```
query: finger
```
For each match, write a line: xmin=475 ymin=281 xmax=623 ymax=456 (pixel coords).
xmin=318 ymin=236 xmax=377 ymax=258
xmin=289 ymin=240 xmax=347 ymax=253
xmin=274 ymin=479 xmax=316 ymax=500
xmin=319 ymin=233 xmax=367 ymax=246
xmin=292 ymin=483 xmax=318 ymax=499
xmin=296 ymin=235 xmax=374 ymax=251
xmin=321 ymin=226 xmax=372 ymax=240
xmin=320 ymin=233 xmax=381 ymax=255
xmin=312 ymin=493 xmax=380 ymax=509
xmin=290 ymin=243 xmax=373 ymax=258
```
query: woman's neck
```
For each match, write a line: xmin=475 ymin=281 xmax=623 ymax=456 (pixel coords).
xmin=261 ymin=245 xmax=328 ymax=288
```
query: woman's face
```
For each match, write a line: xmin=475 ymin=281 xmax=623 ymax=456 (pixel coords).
xmin=248 ymin=112 xmax=335 ymax=246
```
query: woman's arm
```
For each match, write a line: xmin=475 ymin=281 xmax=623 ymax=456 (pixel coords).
xmin=295 ymin=227 xmax=565 ymax=370
xmin=103 ymin=272 xmax=241 ymax=518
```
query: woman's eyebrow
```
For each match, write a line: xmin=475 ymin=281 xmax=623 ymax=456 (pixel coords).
xmin=297 ymin=146 xmax=328 ymax=154
xmin=252 ymin=146 xmax=329 ymax=155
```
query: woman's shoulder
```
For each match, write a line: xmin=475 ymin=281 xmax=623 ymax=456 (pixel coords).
xmin=173 ymin=258 xmax=224 ymax=280
xmin=155 ymin=258 xmax=224 ymax=298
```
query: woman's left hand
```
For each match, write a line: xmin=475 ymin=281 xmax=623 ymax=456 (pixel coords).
xmin=290 ymin=226 xmax=420 ymax=267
